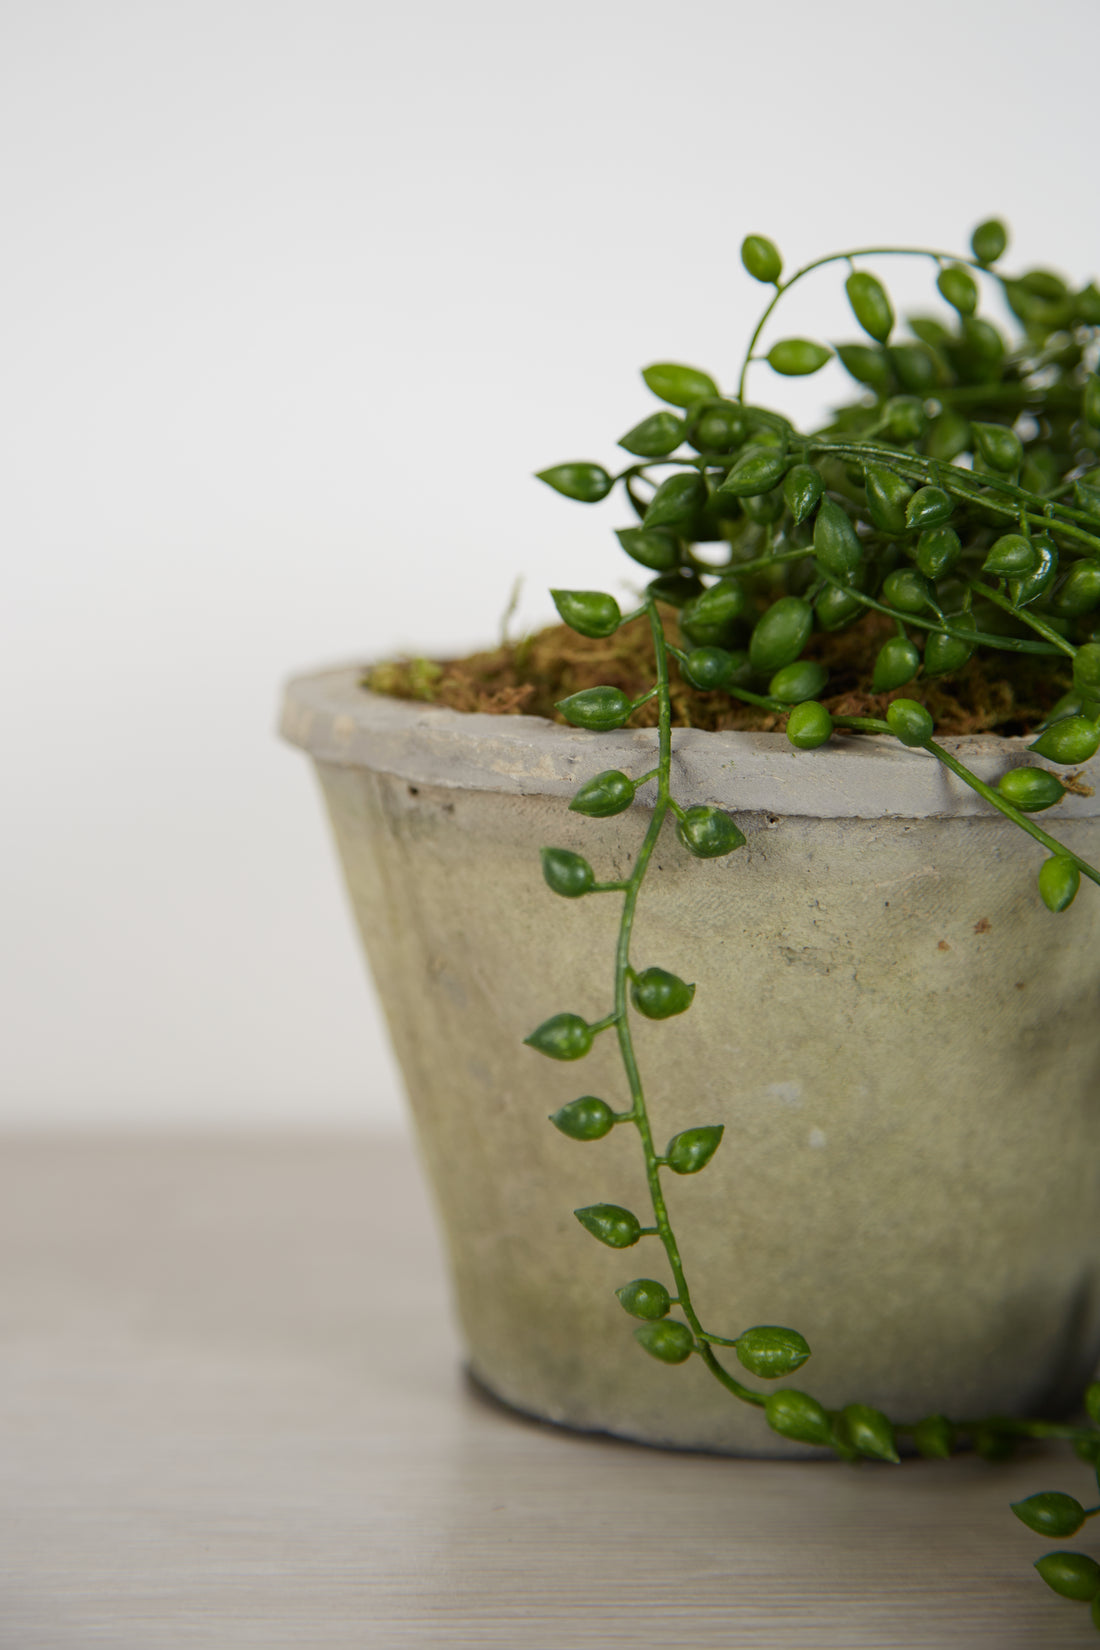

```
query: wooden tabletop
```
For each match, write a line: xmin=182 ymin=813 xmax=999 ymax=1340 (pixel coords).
xmin=1 ymin=1133 xmax=1094 ymax=1649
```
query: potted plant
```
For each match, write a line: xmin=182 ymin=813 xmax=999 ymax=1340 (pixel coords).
xmin=282 ymin=220 xmax=1100 ymax=1633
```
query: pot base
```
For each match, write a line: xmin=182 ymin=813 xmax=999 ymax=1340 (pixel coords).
xmin=460 ymin=1362 xmax=829 ymax=1461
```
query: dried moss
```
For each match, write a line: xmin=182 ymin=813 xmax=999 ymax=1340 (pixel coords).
xmin=364 ymin=607 xmax=1072 ymax=739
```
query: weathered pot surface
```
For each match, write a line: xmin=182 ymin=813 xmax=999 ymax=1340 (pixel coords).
xmin=282 ymin=664 xmax=1100 ymax=1457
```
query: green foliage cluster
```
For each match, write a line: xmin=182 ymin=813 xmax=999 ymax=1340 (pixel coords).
xmin=538 ymin=222 xmax=1100 ymax=910
xmin=530 ymin=224 xmax=1100 ymax=1633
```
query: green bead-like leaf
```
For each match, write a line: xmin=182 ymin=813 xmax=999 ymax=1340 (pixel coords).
xmin=909 ymin=316 xmax=952 ymax=351
xmin=889 ymin=343 xmax=941 ymax=396
xmin=872 ymin=637 xmax=920 ymax=693
xmin=837 ymin=343 xmax=892 ymax=396
xmin=886 ymin=697 xmax=933 ymax=746
xmin=983 ymin=1427 xmax=1023 ymax=1463
xmin=970 ymin=219 xmax=1008 ymax=266
xmin=741 ymin=234 xmax=782 ymax=283
xmin=615 ymin=526 xmax=682 ymax=573
xmin=1078 ymin=285 xmax=1100 ymax=325
xmin=634 ymin=1320 xmax=695 ymax=1363
xmin=764 ymin=1389 xmax=833 ymax=1447
xmin=536 ymin=463 xmax=613 ymax=502
xmin=905 ymin=486 xmax=953 ymax=531
xmin=769 ymin=660 xmax=828 ymax=703
xmin=618 ymin=411 xmax=686 ymax=458
xmin=813 ymin=498 xmax=863 ymax=580
xmin=923 ymin=615 xmax=975 ymax=677
xmin=1014 ymin=257 xmax=1064 ymax=306
xmin=540 ymin=847 xmax=596 ymax=898
xmin=916 ymin=527 xmax=961 ymax=580
xmin=1010 ymin=538 xmax=1059 ymax=608
xmin=680 ymin=577 xmax=748 ymax=644
xmin=983 ymin=533 xmax=1036 ymax=576
xmin=570 ymin=769 xmax=637 ymax=818
xmin=524 ymin=1013 xmax=594 ymax=1061
xmin=840 ymin=1403 xmax=900 ymax=1463
xmin=1030 ymin=716 xmax=1100 ymax=765
xmin=717 ymin=445 xmax=788 ymax=499
xmin=665 ymin=1124 xmax=723 ymax=1175
xmin=683 ymin=647 xmax=736 ymax=691
xmin=642 ymin=362 xmax=719 ymax=408
xmin=549 ymin=1096 xmax=615 ymax=1140
xmin=690 ymin=402 xmax=750 ymax=454
xmin=556 ymin=686 xmax=634 ymax=731
xmin=1045 ymin=690 xmax=1089 ymax=726
xmin=749 ymin=596 xmax=813 ymax=673
xmin=864 ymin=466 xmax=912 ymax=535
xmin=741 ymin=484 xmax=785 ymax=526
xmin=911 ymin=315 xmax=954 ymax=351
xmin=973 ymin=421 xmax=1022 ymax=474
xmin=1038 ymin=855 xmax=1081 ymax=913
xmin=912 ymin=1414 xmax=954 ymax=1459
xmin=845 ymin=271 xmax=894 ymax=344
xmin=997 ymin=767 xmax=1066 ymax=812
xmin=783 ymin=463 xmax=825 ymax=525
xmin=1074 ymin=643 xmax=1100 ymax=696
xmin=1084 ymin=375 xmax=1100 ymax=431
xmin=766 ymin=338 xmax=832 ymax=377
xmin=735 ymin=1326 xmax=811 ymax=1379
xmin=695 ymin=494 xmax=745 ymax=537
xmin=616 ymin=1278 xmax=671 ymax=1320
xmin=574 ymin=1203 xmax=642 ymax=1248
xmin=1012 ymin=1493 xmax=1086 ymax=1538
xmin=1056 ymin=563 xmax=1100 ymax=617
xmin=1004 ymin=274 xmax=1071 ymax=328
xmin=643 ymin=471 xmax=706 ymax=530
xmin=551 ymin=589 xmax=622 ymax=638
xmin=936 ymin=263 xmax=978 ymax=316
xmin=786 ymin=701 xmax=833 ymax=749
xmin=925 ymin=409 xmax=972 ymax=461
xmin=1022 ymin=259 xmax=1068 ymax=305
xmin=677 ymin=805 xmax=747 ymax=858
xmin=960 ymin=315 xmax=1005 ymax=368
xmin=815 ymin=585 xmax=863 ymax=632
xmin=631 ymin=967 xmax=695 ymax=1020
xmin=1020 ymin=447 xmax=1061 ymax=497
xmin=882 ymin=569 xmax=936 ymax=615
xmin=1016 ymin=265 xmax=1067 ymax=301
xmin=882 ymin=395 xmax=927 ymax=442
xmin=1034 ymin=1551 xmax=1100 ymax=1602
xmin=721 ymin=648 xmax=751 ymax=686
xmin=647 ymin=572 xmax=704 ymax=608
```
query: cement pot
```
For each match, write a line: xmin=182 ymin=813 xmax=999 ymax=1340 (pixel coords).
xmin=281 ymin=664 xmax=1100 ymax=1457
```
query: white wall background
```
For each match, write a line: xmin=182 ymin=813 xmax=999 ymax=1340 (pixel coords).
xmin=2 ymin=0 xmax=1097 ymax=1127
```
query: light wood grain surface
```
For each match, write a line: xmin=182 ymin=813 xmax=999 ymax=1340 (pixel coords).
xmin=0 ymin=1133 xmax=1094 ymax=1649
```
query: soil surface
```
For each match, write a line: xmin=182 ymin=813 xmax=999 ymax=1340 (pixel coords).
xmin=365 ymin=608 xmax=1071 ymax=738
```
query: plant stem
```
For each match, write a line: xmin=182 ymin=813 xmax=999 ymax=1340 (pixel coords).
xmin=923 ymin=739 xmax=1100 ymax=889
xmin=825 ymin=716 xmax=1100 ymax=886
xmin=736 ymin=246 xmax=993 ymax=403
xmin=612 ymin=600 xmax=763 ymax=1407
xmin=807 ymin=440 xmax=1100 ymax=553
xmin=818 ymin=572 xmax=1062 ymax=655
xmin=603 ymin=615 xmax=1100 ymax=1449
xmin=964 ymin=580 xmax=1077 ymax=657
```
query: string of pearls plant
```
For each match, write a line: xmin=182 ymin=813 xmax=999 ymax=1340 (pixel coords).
xmin=527 ymin=221 xmax=1100 ymax=1632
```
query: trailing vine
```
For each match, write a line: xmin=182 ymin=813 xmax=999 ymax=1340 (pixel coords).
xmin=527 ymin=222 xmax=1100 ymax=1631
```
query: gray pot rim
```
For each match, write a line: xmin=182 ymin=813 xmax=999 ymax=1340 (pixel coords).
xmin=280 ymin=661 xmax=1100 ymax=821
